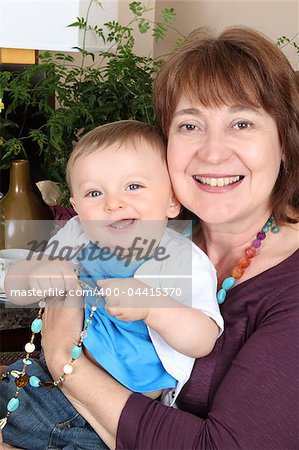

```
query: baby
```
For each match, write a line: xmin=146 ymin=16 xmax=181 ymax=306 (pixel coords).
xmin=5 ymin=120 xmax=223 ymax=406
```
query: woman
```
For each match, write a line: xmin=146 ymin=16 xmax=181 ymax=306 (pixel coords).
xmin=1 ymin=26 xmax=298 ymax=449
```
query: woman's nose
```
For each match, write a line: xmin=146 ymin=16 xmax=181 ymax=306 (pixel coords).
xmin=199 ymin=130 xmax=232 ymax=164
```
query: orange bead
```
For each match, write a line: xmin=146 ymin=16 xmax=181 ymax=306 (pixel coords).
xmin=15 ymin=373 xmax=29 ymax=388
xmin=232 ymin=266 xmax=244 ymax=279
xmin=245 ymin=247 xmax=256 ymax=258
xmin=239 ymin=256 xmax=251 ymax=268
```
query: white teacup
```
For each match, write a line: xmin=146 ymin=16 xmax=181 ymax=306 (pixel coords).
xmin=0 ymin=248 xmax=31 ymax=293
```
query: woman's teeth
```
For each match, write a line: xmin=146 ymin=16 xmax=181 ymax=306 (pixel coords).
xmin=194 ymin=175 xmax=243 ymax=187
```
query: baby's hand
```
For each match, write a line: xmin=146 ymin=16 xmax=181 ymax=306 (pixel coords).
xmin=97 ymin=278 xmax=151 ymax=322
xmin=28 ymin=259 xmax=79 ymax=300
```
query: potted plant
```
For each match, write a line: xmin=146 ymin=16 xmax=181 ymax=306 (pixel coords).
xmin=0 ymin=1 xmax=183 ymax=204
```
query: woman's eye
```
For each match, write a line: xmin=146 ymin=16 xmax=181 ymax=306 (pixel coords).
xmin=179 ymin=124 xmax=198 ymax=132
xmin=127 ymin=184 xmax=141 ymax=191
xmin=87 ymin=190 xmax=102 ymax=197
xmin=233 ymin=121 xmax=252 ymax=130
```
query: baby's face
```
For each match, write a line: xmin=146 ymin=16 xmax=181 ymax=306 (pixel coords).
xmin=70 ymin=139 xmax=180 ymax=251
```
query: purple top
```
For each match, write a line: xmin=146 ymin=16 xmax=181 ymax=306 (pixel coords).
xmin=116 ymin=249 xmax=299 ymax=449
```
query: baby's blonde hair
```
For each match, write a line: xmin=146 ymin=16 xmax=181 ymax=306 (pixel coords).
xmin=66 ymin=120 xmax=166 ymax=191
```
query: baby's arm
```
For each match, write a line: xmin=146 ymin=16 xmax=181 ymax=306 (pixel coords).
xmin=145 ymin=243 xmax=222 ymax=358
xmin=99 ymin=241 xmax=222 ymax=359
xmin=4 ymin=255 xmax=78 ymax=305
xmin=98 ymin=278 xmax=219 ymax=358
xmin=144 ymin=298 xmax=219 ymax=358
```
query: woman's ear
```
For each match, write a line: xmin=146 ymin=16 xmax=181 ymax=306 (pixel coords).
xmin=167 ymin=193 xmax=181 ymax=218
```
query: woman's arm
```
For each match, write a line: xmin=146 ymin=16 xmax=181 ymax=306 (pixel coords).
xmin=42 ymin=281 xmax=297 ymax=449
xmin=41 ymin=293 xmax=131 ymax=449
xmin=116 ymin=282 xmax=298 ymax=449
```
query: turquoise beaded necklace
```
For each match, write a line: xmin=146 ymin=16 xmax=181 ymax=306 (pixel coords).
xmin=0 ymin=278 xmax=101 ymax=429
xmin=217 ymin=217 xmax=280 ymax=304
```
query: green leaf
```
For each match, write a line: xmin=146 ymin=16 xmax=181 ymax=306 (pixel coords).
xmin=138 ymin=19 xmax=150 ymax=34
xmin=28 ymin=129 xmax=48 ymax=151
xmin=153 ymin=23 xmax=167 ymax=41
xmin=0 ymin=120 xmax=19 ymax=130
xmin=161 ymin=8 xmax=176 ymax=25
xmin=67 ymin=17 xmax=87 ymax=29
xmin=175 ymin=36 xmax=187 ymax=49
xmin=129 ymin=2 xmax=144 ymax=17
xmin=54 ymin=53 xmax=75 ymax=62
xmin=67 ymin=21 xmax=81 ymax=28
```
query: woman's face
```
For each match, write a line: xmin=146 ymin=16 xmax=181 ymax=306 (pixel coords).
xmin=167 ymin=95 xmax=282 ymax=227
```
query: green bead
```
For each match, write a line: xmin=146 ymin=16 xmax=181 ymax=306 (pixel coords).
xmin=217 ymin=289 xmax=226 ymax=304
xmin=262 ymin=225 xmax=270 ymax=233
xmin=31 ymin=318 xmax=43 ymax=333
xmin=70 ymin=345 xmax=82 ymax=359
xmin=7 ymin=397 xmax=20 ymax=412
xmin=265 ymin=219 xmax=273 ymax=227
xmin=271 ymin=226 xmax=280 ymax=233
xmin=222 ymin=277 xmax=236 ymax=290
xmin=86 ymin=318 xmax=92 ymax=325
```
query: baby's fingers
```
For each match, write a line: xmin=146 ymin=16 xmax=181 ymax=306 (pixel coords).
xmin=105 ymin=305 xmax=123 ymax=317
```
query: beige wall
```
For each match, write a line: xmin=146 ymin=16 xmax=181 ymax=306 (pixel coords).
xmin=154 ymin=0 xmax=299 ymax=69
xmin=46 ymin=0 xmax=298 ymax=69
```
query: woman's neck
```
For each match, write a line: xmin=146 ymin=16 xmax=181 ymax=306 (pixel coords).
xmin=196 ymin=213 xmax=272 ymax=282
xmin=194 ymin=210 xmax=298 ymax=287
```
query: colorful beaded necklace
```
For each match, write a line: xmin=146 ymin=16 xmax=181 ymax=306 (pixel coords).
xmin=217 ymin=216 xmax=280 ymax=304
xmin=0 ymin=216 xmax=280 ymax=430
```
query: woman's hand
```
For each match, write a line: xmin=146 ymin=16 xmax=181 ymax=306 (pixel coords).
xmin=41 ymin=291 xmax=84 ymax=380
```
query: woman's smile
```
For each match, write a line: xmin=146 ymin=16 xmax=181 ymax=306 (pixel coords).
xmin=192 ymin=174 xmax=245 ymax=191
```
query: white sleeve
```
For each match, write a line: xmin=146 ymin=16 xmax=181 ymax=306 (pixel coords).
xmin=190 ymin=244 xmax=224 ymax=333
xmin=135 ymin=228 xmax=224 ymax=406
xmin=43 ymin=216 xmax=89 ymax=258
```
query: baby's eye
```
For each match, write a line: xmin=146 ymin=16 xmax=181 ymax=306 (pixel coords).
xmin=233 ymin=121 xmax=252 ymax=130
xmin=87 ymin=190 xmax=102 ymax=197
xmin=126 ymin=184 xmax=141 ymax=191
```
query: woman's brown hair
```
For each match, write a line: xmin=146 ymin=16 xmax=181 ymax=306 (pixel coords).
xmin=154 ymin=27 xmax=299 ymax=224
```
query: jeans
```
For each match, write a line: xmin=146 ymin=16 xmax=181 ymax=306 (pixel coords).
xmin=0 ymin=358 xmax=108 ymax=450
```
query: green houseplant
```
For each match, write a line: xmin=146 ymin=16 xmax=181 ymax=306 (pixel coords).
xmin=277 ymin=33 xmax=299 ymax=56
xmin=0 ymin=1 xmax=183 ymax=204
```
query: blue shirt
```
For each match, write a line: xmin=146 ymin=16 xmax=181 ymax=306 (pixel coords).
xmin=79 ymin=242 xmax=177 ymax=393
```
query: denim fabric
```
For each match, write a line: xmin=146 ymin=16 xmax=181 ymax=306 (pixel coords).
xmin=0 ymin=358 xmax=108 ymax=450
